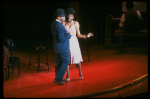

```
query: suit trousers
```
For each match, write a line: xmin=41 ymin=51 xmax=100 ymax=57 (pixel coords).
xmin=55 ymin=51 xmax=69 ymax=81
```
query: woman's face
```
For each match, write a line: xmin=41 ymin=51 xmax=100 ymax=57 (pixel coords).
xmin=68 ymin=14 xmax=74 ymax=22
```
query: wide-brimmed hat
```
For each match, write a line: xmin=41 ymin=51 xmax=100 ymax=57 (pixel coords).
xmin=67 ymin=8 xmax=75 ymax=15
xmin=54 ymin=9 xmax=66 ymax=17
xmin=126 ymin=2 xmax=134 ymax=8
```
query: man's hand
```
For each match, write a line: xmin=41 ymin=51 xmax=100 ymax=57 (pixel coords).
xmin=69 ymin=32 xmax=74 ymax=36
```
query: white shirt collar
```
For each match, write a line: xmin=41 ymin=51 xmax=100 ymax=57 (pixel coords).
xmin=56 ymin=19 xmax=61 ymax=23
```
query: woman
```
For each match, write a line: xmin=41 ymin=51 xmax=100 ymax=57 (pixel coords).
xmin=63 ymin=8 xmax=93 ymax=81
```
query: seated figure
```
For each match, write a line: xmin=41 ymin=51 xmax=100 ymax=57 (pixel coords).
xmin=119 ymin=1 xmax=142 ymax=32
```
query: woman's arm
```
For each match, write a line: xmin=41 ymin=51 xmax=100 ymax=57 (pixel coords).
xmin=137 ymin=10 xmax=142 ymax=20
xmin=119 ymin=13 xmax=125 ymax=28
xmin=76 ymin=21 xmax=93 ymax=39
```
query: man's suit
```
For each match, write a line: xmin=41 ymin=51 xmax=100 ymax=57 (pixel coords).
xmin=50 ymin=20 xmax=71 ymax=81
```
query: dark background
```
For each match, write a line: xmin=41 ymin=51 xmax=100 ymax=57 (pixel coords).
xmin=4 ymin=1 xmax=146 ymax=50
xmin=3 ymin=2 xmax=71 ymax=50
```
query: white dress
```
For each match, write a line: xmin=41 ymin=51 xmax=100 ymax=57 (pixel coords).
xmin=63 ymin=21 xmax=83 ymax=64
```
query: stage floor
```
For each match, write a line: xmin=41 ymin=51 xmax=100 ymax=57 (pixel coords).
xmin=3 ymin=45 xmax=148 ymax=98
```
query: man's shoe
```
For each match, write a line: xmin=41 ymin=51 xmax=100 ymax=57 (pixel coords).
xmin=58 ymin=81 xmax=65 ymax=85
xmin=54 ymin=79 xmax=66 ymax=83
xmin=54 ymin=79 xmax=58 ymax=83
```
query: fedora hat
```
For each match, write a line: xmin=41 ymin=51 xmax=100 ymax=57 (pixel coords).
xmin=54 ymin=9 xmax=66 ymax=17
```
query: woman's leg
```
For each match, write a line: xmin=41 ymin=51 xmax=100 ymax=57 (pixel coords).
xmin=66 ymin=65 xmax=70 ymax=81
xmin=76 ymin=63 xmax=83 ymax=79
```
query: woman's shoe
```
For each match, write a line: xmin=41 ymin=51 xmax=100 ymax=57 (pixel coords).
xmin=66 ymin=76 xmax=70 ymax=81
xmin=79 ymin=75 xmax=83 ymax=80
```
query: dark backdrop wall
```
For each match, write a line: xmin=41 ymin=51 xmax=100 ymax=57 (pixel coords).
xmin=3 ymin=2 xmax=122 ymax=50
xmin=3 ymin=2 xmax=71 ymax=50
xmin=78 ymin=2 xmax=122 ymax=46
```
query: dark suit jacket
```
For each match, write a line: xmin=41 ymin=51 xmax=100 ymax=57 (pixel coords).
xmin=50 ymin=21 xmax=71 ymax=53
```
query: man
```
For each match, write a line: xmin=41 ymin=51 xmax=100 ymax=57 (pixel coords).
xmin=50 ymin=9 xmax=73 ymax=85
xmin=119 ymin=1 xmax=142 ymax=32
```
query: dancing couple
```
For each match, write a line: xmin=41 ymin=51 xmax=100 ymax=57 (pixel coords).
xmin=50 ymin=8 xmax=93 ymax=85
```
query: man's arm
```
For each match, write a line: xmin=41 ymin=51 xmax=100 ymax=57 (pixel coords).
xmin=57 ymin=24 xmax=71 ymax=42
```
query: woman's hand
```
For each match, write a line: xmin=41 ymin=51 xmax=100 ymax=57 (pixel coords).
xmin=86 ymin=33 xmax=93 ymax=38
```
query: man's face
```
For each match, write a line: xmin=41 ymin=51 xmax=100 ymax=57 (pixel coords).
xmin=58 ymin=16 xmax=65 ymax=23
xmin=68 ymin=14 xmax=74 ymax=22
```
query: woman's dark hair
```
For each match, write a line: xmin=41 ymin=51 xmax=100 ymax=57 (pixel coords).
xmin=67 ymin=8 xmax=75 ymax=15
xmin=126 ymin=2 xmax=134 ymax=11
xmin=66 ymin=8 xmax=76 ymax=21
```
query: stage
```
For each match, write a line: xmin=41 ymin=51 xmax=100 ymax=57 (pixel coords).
xmin=3 ymin=45 xmax=148 ymax=98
